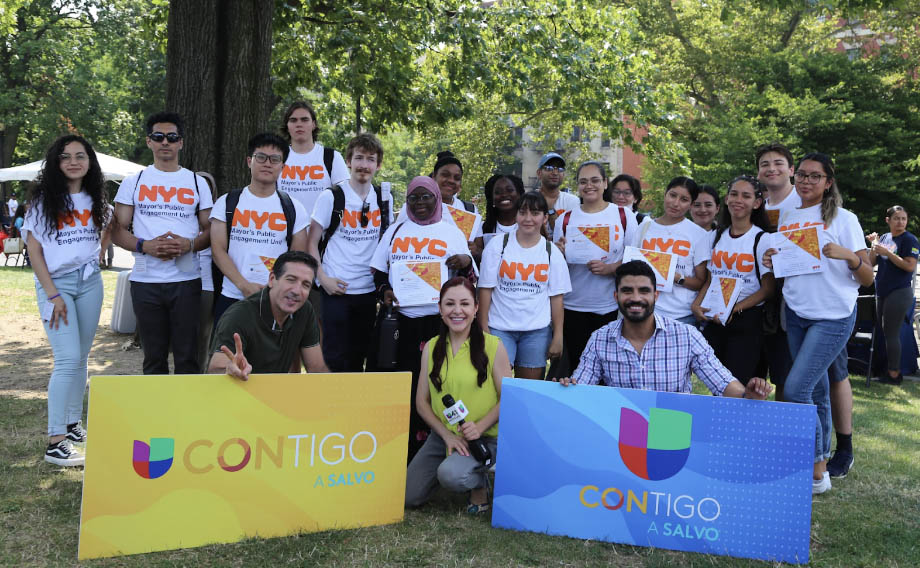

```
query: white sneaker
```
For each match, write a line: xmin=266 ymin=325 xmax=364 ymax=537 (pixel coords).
xmin=812 ymin=471 xmax=831 ymax=494
xmin=44 ymin=439 xmax=85 ymax=467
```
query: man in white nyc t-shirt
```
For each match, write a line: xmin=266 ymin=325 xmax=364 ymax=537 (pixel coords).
xmin=307 ymin=133 xmax=392 ymax=372
xmin=112 ymin=112 xmax=214 ymax=374
xmin=210 ymin=133 xmax=309 ymax=325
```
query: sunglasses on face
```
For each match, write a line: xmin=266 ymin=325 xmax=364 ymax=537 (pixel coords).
xmin=148 ymin=132 xmax=182 ymax=144
xmin=542 ymin=165 xmax=565 ymax=173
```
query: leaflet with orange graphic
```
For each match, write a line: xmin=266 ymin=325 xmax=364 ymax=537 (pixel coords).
xmin=700 ymin=275 xmax=743 ymax=326
xmin=623 ymin=246 xmax=677 ymax=293
xmin=565 ymin=224 xmax=615 ymax=264
xmin=447 ymin=206 xmax=482 ymax=242
xmin=392 ymin=260 xmax=447 ymax=306
xmin=770 ymin=226 xmax=826 ymax=278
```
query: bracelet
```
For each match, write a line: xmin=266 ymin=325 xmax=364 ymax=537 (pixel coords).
xmin=135 ymin=238 xmax=145 ymax=254
xmin=48 ymin=293 xmax=61 ymax=301
xmin=848 ymin=257 xmax=863 ymax=271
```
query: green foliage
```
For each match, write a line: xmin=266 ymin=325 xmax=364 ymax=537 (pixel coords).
xmin=0 ymin=0 xmax=166 ymax=168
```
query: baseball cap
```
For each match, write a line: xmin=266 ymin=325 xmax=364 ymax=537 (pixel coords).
xmin=538 ymin=152 xmax=566 ymax=169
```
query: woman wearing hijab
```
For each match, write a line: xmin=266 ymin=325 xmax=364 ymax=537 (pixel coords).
xmin=371 ymin=176 xmax=474 ymax=460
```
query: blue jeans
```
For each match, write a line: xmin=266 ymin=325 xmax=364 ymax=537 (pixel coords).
xmin=36 ymin=265 xmax=104 ymax=436
xmin=491 ymin=326 xmax=552 ymax=369
xmin=784 ymin=305 xmax=856 ymax=463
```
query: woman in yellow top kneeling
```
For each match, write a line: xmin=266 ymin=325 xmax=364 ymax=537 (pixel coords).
xmin=405 ymin=277 xmax=511 ymax=513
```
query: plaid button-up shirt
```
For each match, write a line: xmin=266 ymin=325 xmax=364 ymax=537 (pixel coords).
xmin=571 ymin=314 xmax=734 ymax=395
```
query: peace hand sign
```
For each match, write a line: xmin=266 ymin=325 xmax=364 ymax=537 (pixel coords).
xmin=220 ymin=332 xmax=252 ymax=381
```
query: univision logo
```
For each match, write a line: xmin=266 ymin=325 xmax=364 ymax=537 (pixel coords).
xmin=133 ymin=438 xmax=175 ymax=479
xmin=618 ymin=408 xmax=691 ymax=481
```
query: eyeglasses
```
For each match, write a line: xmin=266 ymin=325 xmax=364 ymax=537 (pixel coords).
xmin=578 ymin=177 xmax=604 ymax=186
xmin=610 ymin=189 xmax=632 ymax=197
xmin=407 ymin=193 xmax=435 ymax=204
xmin=360 ymin=201 xmax=370 ymax=228
xmin=148 ymin=132 xmax=182 ymax=144
xmin=542 ymin=165 xmax=565 ymax=173
xmin=252 ymin=152 xmax=284 ymax=164
xmin=59 ymin=153 xmax=88 ymax=162
xmin=794 ymin=171 xmax=827 ymax=183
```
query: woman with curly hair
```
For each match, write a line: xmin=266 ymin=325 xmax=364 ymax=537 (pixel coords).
xmin=23 ymin=135 xmax=108 ymax=467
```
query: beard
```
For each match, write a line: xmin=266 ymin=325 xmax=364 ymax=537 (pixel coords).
xmin=621 ymin=301 xmax=654 ymax=323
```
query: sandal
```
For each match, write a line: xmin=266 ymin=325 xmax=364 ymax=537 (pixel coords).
xmin=466 ymin=501 xmax=491 ymax=514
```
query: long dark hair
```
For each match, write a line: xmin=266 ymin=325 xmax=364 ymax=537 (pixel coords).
xmin=429 ymin=277 xmax=489 ymax=392
xmin=713 ymin=175 xmax=770 ymax=245
xmin=29 ymin=135 xmax=107 ymax=238
xmin=482 ymin=173 xmax=525 ymax=233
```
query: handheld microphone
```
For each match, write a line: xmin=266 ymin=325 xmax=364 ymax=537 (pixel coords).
xmin=442 ymin=394 xmax=492 ymax=465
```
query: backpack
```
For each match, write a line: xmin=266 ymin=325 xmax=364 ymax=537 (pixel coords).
xmin=322 ymin=146 xmax=335 ymax=182
xmin=319 ymin=183 xmax=391 ymax=258
xmin=460 ymin=199 xmax=475 ymax=213
xmin=212 ymin=188 xmax=297 ymax=298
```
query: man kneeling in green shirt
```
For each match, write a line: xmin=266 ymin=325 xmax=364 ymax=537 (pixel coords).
xmin=208 ymin=251 xmax=329 ymax=379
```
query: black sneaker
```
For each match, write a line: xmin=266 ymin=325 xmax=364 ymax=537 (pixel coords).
xmin=44 ymin=439 xmax=85 ymax=467
xmin=878 ymin=374 xmax=903 ymax=385
xmin=827 ymin=450 xmax=854 ymax=479
xmin=66 ymin=422 xmax=87 ymax=444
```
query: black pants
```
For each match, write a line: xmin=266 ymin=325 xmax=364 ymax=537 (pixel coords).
xmin=703 ymin=305 xmax=764 ymax=384
xmin=563 ymin=309 xmax=617 ymax=374
xmin=396 ymin=313 xmax=441 ymax=463
xmin=321 ymin=291 xmax=377 ymax=372
xmin=131 ymin=279 xmax=201 ymax=375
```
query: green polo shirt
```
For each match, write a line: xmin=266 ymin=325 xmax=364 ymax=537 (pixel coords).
xmin=211 ymin=289 xmax=320 ymax=373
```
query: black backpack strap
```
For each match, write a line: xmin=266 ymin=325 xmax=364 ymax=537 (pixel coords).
xmin=462 ymin=199 xmax=475 ymax=213
xmin=753 ymin=229 xmax=765 ymax=282
xmin=323 ymin=147 xmax=335 ymax=183
xmin=319 ymin=185 xmax=345 ymax=257
xmin=192 ymin=171 xmax=200 ymax=215
xmin=276 ymin=189 xmax=296 ymax=248
xmin=375 ymin=184 xmax=390 ymax=238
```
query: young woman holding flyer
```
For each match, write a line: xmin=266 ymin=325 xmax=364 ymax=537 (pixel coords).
xmin=23 ymin=135 xmax=108 ymax=467
xmin=691 ymin=176 xmax=774 ymax=382
xmin=405 ymin=277 xmax=511 ymax=513
xmin=479 ymin=192 xmax=571 ymax=379
xmin=553 ymin=161 xmax=637 ymax=370
xmin=763 ymin=153 xmax=873 ymax=494
xmin=637 ymin=177 xmax=712 ymax=325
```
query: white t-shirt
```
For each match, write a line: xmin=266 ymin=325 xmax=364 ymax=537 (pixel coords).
xmin=553 ymin=204 xmax=638 ymax=313
xmin=279 ymin=143 xmax=349 ymax=217
xmin=8 ymin=198 xmax=18 ymax=217
xmin=638 ymin=217 xmax=712 ymax=319
xmin=479 ymin=233 xmax=571 ymax=331
xmin=546 ymin=191 xmax=581 ymax=232
xmin=114 ymin=166 xmax=214 ymax=283
xmin=22 ymin=192 xmax=101 ymax=278
xmin=370 ymin=219 xmax=472 ymax=317
xmin=199 ymin=247 xmax=213 ymax=292
xmin=708 ymin=226 xmax=771 ymax=305
xmin=312 ymin=182 xmax=394 ymax=294
xmin=778 ymin=204 xmax=865 ymax=320
xmin=210 ymin=187 xmax=309 ymax=300
xmin=764 ymin=187 xmax=801 ymax=229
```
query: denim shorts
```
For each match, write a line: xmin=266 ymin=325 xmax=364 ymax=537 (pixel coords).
xmin=828 ymin=346 xmax=849 ymax=383
xmin=490 ymin=326 xmax=552 ymax=369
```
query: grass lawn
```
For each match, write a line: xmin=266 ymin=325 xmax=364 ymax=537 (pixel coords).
xmin=0 ymin=266 xmax=918 ymax=566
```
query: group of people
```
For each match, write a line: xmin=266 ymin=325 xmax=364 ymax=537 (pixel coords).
xmin=21 ymin=104 xmax=916 ymax=510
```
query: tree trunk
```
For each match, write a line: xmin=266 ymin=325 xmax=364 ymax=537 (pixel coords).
xmin=166 ymin=0 xmax=273 ymax=195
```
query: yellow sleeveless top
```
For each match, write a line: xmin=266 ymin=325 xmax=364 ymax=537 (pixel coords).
xmin=427 ymin=333 xmax=500 ymax=438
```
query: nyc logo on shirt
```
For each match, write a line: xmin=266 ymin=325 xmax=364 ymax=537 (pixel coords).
xmin=498 ymin=260 xmax=549 ymax=293
xmin=710 ymin=251 xmax=755 ymax=273
xmin=138 ymin=184 xmax=197 ymax=205
xmin=231 ymin=209 xmax=288 ymax=231
xmin=391 ymin=236 xmax=447 ymax=257
xmin=281 ymin=165 xmax=326 ymax=181
xmin=57 ymin=209 xmax=93 ymax=230
xmin=642 ymin=237 xmax=691 ymax=257
xmin=342 ymin=209 xmax=381 ymax=229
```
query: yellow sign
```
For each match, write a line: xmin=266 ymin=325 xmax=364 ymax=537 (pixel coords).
xmin=78 ymin=372 xmax=411 ymax=560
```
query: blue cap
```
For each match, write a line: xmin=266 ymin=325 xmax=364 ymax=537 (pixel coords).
xmin=538 ymin=152 xmax=566 ymax=168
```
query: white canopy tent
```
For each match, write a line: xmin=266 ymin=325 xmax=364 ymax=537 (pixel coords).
xmin=0 ymin=152 xmax=144 ymax=182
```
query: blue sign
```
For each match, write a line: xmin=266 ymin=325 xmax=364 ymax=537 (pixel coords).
xmin=492 ymin=379 xmax=816 ymax=564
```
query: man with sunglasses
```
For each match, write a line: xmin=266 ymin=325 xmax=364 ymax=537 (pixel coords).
xmin=209 ymin=133 xmax=309 ymax=326
xmin=536 ymin=152 xmax=580 ymax=233
xmin=112 ymin=111 xmax=214 ymax=374
xmin=307 ymin=133 xmax=392 ymax=371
